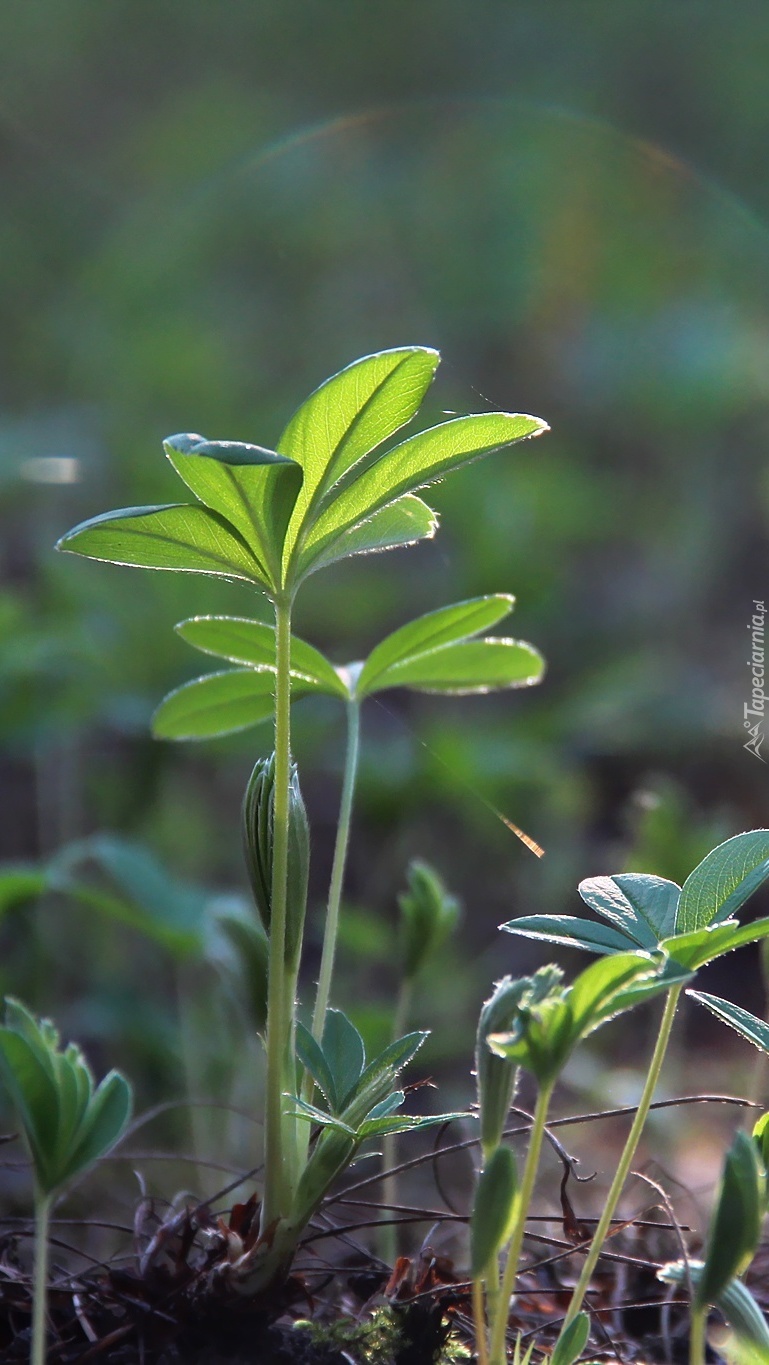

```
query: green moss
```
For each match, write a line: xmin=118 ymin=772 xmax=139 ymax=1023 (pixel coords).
xmin=292 ymin=1306 xmax=470 ymax=1364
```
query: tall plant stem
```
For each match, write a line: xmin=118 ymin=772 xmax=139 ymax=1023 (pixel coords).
xmin=558 ymin=984 xmax=682 ymax=1337
xmin=473 ymin=1277 xmax=490 ymax=1365
xmin=261 ymin=593 xmax=294 ymax=1230
xmin=310 ymin=697 xmax=361 ymax=1045
xmin=688 ymin=1303 xmax=706 ymax=1365
xmin=31 ymin=1192 xmax=51 ymax=1365
xmin=489 ymin=1081 xmax=554 ymax=1365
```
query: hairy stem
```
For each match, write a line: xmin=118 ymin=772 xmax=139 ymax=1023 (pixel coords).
xmin=558 ymin=984 xmax=682 ymax=1336
xmin=489 ymin=1081 xmax=554 ymax=1365
xmin=261 ymin=594 xmax=294 ymax=1231
xmin=31 ymin=1192 xmax=51 ymax=1365
xmin=310 ymin=698 xmax=361 ymax=1045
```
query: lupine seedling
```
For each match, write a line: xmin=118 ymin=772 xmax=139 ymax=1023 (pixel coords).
xmin=0 ymin=999 xmax=131 ymax=1365
xmin=502 ymin=828 xmax=769 ymax=1348
xmin=57 ymin=346 xmax=547 ymax=1295
xmin=471 ymin=953 xmax=687 ymax=1365
xmin=659 ymin=1129 xmax=769 ymax=1365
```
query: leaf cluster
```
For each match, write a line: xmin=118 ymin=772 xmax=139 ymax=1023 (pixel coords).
xmin=0 ymin=999 xmax=131 ymax=1196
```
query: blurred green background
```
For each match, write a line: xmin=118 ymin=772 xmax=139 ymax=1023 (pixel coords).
xmin=1 ymin=2 xmax=769 ymax=1179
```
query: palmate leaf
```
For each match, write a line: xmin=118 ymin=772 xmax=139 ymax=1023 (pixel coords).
xmin=175 ymin=616 xmax=346 ymax=697
xmin=662 ymin=916 xmax=769 ymax=970
xmin=56 ymin=503 xmax=265 ymax=584
xmin=295 ymin=411 xmax=547 ymax=580
xmin=163 ymin=434 xmax=302 ymax=589
xmin=578 ymin=874 xmax=681 ymax=950
xmin=278 ymin=347 xmax=441 ymax=561
xmin=676 ymin=830 xmax=769 ymax=934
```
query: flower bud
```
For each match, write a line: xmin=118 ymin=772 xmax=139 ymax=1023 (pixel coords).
xmin=398 ymin=859 xmax=460 ymax=982
xmin=242 ymin=752 xmax=309 ymax=971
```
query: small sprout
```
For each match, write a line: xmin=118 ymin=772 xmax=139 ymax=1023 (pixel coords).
xmin=398 ymin=858 xmax=461 ymax=982
xmin=697 ymin=1130 xmax=765 ymax=1308
xmin=549 ymin=1311 xmax=591 ymax=1365
xmin=475 ymin=971 xmax=558 ymax=1159
xmin=0 ymin=999 xmax=132 ymax=1365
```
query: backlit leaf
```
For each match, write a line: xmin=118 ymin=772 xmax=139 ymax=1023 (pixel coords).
xmin=299 ymin=492 xmax=438 ymax=579
xmin=687 ymin=991 xmax=769 ymax=1054
xmin=550 ymin=1312 xmax=590 ymax=1365
xmin=152 ymin=668 xmax=312 ymax=741
xmin=358 ymin=595 xmax=516 ymax=695
xmin=176 ymin=616 xmax=347 ymax=697
xmin=663 ymin=917 xmax=769 ymax=970
xmin=163 ymin=434 xmax=303 ymax=588
xmin=298 ymin=412 xmax=547 ymax=575
xmin=578 ymin=874 xmax=681 ymax=951
xmin=278 ymin=347 xmax=440 ymax=557
xmin=677 ymin=831 xmax=769 ymax=934
xmin=500 ymin=914 xmax=632 ymax=956
xmin=365 ymin=638 xmax=544 ymax=695
xmin=57 ymin=504 xmax=265 ymax=584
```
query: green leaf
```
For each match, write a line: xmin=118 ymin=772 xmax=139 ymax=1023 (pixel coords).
xmin=297 ymin=412 xmax=547 ymax=576
xmin=475 ymin=976 xmax=530 ymax=1157
xmin=288 ymin=1096 xmax=357 ymax=1137
xmin=0 ymin=1029 xmax=59 ymax=1190
xmin=0 ymin=868 xmax=47 ymax=917
xmin=321 ymin=1010 xmax=366 ymax=1111
xmin=163 ymin=433 xmax=303 ymax=589
xmin=697 ymin=1130 xmax=765 ymax=1306
xmin=677 ymin=831 xmax=769 ymax=934
xmin=470 ymin=1144 xmax=519 ymax=1276
xmin=363 ymin=638 xmax=544 ymax=696
xmin=176 ymin=616 xmax=347 ymax=698
xmin=550 ymin=1312 xmax=591 ymax=1365
xmin=566 ymin=953 xmax=658 ymax=1036
xmin=663 ymin=917 xmax=769 ymax=970
xmin=56 ymin=504 xmax=265 ymax=584
xmin=357 ymin=595 xmax=516 ymax=696
xmin=64 ymin=1069 xmax=132 ymax=1183
xmin=278 ymin=347 xmax=440 ymax=557
xmin=578 ymin=875 xmax=681 ymax=950
xmin=687 ymin=991 xmax=769 ymax=1054
xmin=152 ymin=668 xmax=309 ymax=741
xmin=609 ymin=956 xmax=692 ymax=1013
xmin=500 ymin=914 xmax=633 ymax=956
xmin=295 ymin=1023 xmax=338 ymax=1112
xmin=357 ymin=1109 xmax=467 ymax=1141
xmin=300 ymin=493 xmax=438 ymax=579
xmin=753 ymin=1111 xmax=769 ymax=1172
xmin=659 ymin=1261 xmax=769 ymax=1351
xmin=345 ymin=1031 xmax=427 ymax=1116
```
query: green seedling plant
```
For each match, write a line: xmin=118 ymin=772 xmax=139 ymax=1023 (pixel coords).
xmin=471 ymin=953 xmax=689 ymax=1365
xmin=502 ymin=828 xmax=769 ymax=1348
xmin=659 ymin=1127 xmax=769 ymax=1365
xmin=381 ymin=859 xmax=462 ymax=1260
xmin=57 ymin=345 xmax=547 ymax=1295
xmin=0 ymin=999 xmax=131 ymax=1365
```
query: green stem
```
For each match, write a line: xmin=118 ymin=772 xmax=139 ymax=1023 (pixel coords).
xmin=689 ymin=1303 xmax=707 ymax=1365
xmin=261 ymin=594 xmax=294 ymax=1231
xmin=380 ymin=976 xmax=414 ymax=1265
xmin=31 ymin=1192 xmax=51 ymax=1365
xmin=489 ymin=1081 xmax=554 ymax=1365
xmin=310 ymin=697 xmax=361 ymax=1046
xmin=558 ymin=984 xmax=682 ymax=1337
xmin=473 ymin=1277 xmax=490 ymax=1365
